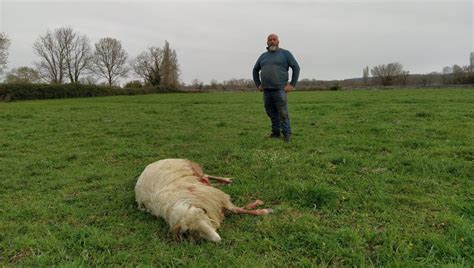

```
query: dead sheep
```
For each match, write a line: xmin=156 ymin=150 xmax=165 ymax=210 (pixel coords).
xmin=135 ymin=158 xmax=272 ymax=242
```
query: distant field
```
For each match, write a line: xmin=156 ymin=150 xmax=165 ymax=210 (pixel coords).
xmin=1 ymin=88 xmax=473 ymax=266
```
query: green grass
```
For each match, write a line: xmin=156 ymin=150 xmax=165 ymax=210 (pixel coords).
xmin=1 ymin=88 xmax=473 ymax=266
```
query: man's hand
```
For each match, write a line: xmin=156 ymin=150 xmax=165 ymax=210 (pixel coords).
xmin=284 ymin=84 xmax=293 ymax=93
xmin=258 ymin=85 xmax=263 ymax=92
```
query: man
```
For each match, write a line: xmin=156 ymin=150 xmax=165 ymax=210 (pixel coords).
xmin=252 ymin=33 xmax=300 ymax=143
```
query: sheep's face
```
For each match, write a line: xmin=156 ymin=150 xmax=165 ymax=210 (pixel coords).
xmin=173 ymin=206 xmax=221 ymax=243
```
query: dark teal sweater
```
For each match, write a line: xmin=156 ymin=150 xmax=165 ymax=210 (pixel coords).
xmin=252 ymin=48 xmax=300 ymax=89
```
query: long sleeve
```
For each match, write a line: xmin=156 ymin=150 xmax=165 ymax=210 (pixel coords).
xmin=252 ymin=57 xmax=262 ymax=88
xmin=286 ymin=51 xmax=300 ymax=87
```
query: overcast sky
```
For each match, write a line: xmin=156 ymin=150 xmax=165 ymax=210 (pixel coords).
xmin=1 ymin=0 xmax=472 ymax=84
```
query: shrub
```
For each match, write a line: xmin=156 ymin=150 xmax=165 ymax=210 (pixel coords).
xmin=0 ymin=83 xmax=183 ymax=101
xmin=329 ymin=83 xmax=341 ymax=91
xmin=124 ymin=80 xmax=143 ymax=89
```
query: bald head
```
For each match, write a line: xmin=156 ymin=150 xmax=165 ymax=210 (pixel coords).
xmin=267 ymin=33 xmax=279 ymax=41
xmin=266 ymin=33 xmax=280 ymax=51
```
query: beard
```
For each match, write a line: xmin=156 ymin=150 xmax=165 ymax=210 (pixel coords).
xmin=268 ymin=45 xmax=278 ymax=52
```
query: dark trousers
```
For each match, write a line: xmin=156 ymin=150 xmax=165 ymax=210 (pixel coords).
xmin=263 ymin=88 xmax=291 ymax=136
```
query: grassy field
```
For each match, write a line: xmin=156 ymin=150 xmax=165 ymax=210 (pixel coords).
xmin=1 ymin=88 xmax=473 ymax=266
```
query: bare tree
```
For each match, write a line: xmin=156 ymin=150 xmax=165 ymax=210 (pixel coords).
xmin=62 ymin=29 xmax=93 ymax=83
xmin=370 ymin=62 xmax=405 ymax=86
xmin=398 ymin=70 xmax=410 ymax=85
xmin=6 ymin=66 xmax=40 ymax=83
xmin=169 ymin=49 xmax=180 ymax=88
xmin=160 ymin=41 xmax=172 ymax=87
xmin=441 ymin=66 xmax=453 ymax=84
xmin=33 ymin=28 xmax=73 ymax=83
xmin=132 ymin=47 xmax=162 ymax=86
xmin=210 ymin=79 xmax=219 ymax=89
xmin=0 ymin=32 xmax=10 ymax=75
xmin=452 ymin=64 xmax=463 ymax=73
xmin=92 ymin=37 xmax=128 ymax=86
xmin=191 ymin=78 xmax=203 ymax=90
xmin=440 ymin=65 xmax=474 ymax=84
xmin=420 ymin=72 xmax=439 ymax=86
xmin=362 ymin=66 xmax=369 ymax=85
xmin=160 ymin=41 xmax=180 ymax=88
xmin=442 ymin=66 xmax=452 ymax=74
xmin=452 ymin=64 xmax=466 ymax=84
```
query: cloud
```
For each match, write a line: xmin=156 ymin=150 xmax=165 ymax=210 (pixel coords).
xmin=1 ymin=0 xmax=472 ymax=83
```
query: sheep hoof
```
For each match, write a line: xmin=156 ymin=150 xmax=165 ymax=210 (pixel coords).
xmin=265 ymin=208 xmax=274 ymax=214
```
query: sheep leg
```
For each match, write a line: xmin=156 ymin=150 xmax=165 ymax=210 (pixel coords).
xmin=232 ymin=207 xmax=273 ymax=215
xmin=225 ymin=201 xmax=273 ymax=215
xmin=204 ymin=174 xmax=233 ymax=184
xmin=244 ymin=199 xmax=264 ymax=209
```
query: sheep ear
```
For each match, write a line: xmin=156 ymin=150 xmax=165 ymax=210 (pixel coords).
xmin=171 ymin=224 xmax=180 ymax=239
xmin=171 ymin=224 xmax=186 ymax=240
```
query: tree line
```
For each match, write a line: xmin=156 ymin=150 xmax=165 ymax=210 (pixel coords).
xmin=297 ymin=62 xmax=474 ymax=89
xmin=362 ymin=62 xmax=474 ymax=86
xmin=0 ymin=28 xmax=180 ymax=88
xmin=183 ymin=61 xmax=474 ymax=91
xmin=1 ymin=30 xmax=473 ymax=90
